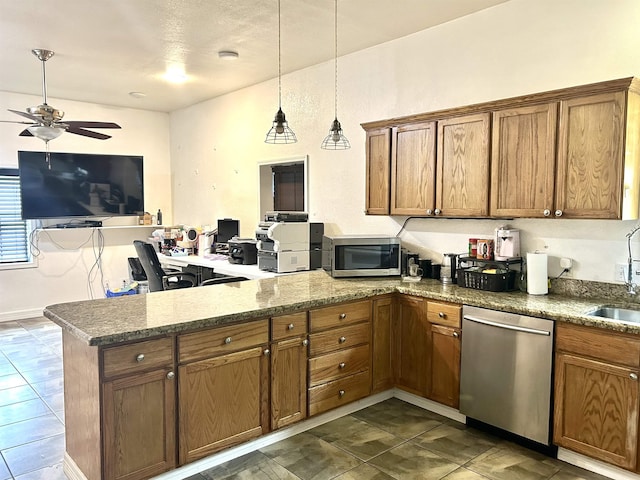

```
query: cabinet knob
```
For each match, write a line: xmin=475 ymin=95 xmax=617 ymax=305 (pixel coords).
xmin=339 ymin=336 xmax=346 ymax=343
xmin=288 ymin=323 xmax=295 ymax=330
xmin=302 ymin=338 xmax=309 ymax=347
xmin=264 ymin=349 xmax=270 ymax=356
xmin=167 ymin=371 xmax=175 ymax=380
xmin=339 ymin=362 xmax=346 ymax=369
xmin=438 ymin=312 xmax=445 ymax=318
xmin=136 ymin=353 xmax=145 ymax=362
xmin=224 ymin=337 xmax=232 ymax=344
xmin=426 ymin=209 xmax=433 ymax=215
xmin=543 ymin=209 xmax=551 ymax=217
xmin=434 ymin=208 xmax=441 ymax=215
xmin=453 ymin=331 xmax=459 ymax=338
xmin=338 ymin=390 xmax=345 ymax=397
xmin=631 ymin=373 xmax=638 ymax=381
xmin=555 ymin=209 xmax=563 ymax=217
xmin=339 ymin=313 xmax=347 ymax=320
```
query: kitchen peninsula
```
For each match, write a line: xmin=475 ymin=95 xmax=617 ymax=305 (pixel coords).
xmin=45 ymin=271 xmax=640 ymax=480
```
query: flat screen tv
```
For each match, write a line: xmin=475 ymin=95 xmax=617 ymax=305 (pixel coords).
xmin=18 ymin=151 xmax=144 ymax=220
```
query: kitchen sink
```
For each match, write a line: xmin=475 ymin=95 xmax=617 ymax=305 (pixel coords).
xmin=587 ymin=305 xmax=640 ymax=323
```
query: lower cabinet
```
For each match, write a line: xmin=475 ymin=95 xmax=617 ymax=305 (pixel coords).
xmin=426 ymin=301 xmax=461 ymax=408
xmin=395 ymin=295 xmax=430 ymax=396
xmin=177 ymin=320 xmax=270 ymax=464
xmin=372 ymin=295 xmax=395 ymax=393
xmin=554 ymin=322 xmax=640 ymax=471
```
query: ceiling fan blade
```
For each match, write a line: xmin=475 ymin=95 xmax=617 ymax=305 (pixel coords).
xmin=64 ymin=121 xmax=121 ymax=129
xmin=19 ymin=129 xmax=34 ymax=137
xmin=8 ymin=109 xmax=42 ymax=123
xmin=0 ymin=120 xmax=33 ymax=124
xmin=66 ymin=126 xmax=112 ymax=140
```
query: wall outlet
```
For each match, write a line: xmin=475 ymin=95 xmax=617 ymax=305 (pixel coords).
xmin=615 ymin=262 xmax=640 ymax=283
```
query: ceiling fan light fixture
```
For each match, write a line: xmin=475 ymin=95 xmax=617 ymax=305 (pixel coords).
xmin=218 ymin=50 xmax=239 ymax=60
xmin=27 ymin=125 xmax=64 ymax=141
xmin=265 ymin=0 xmax=297 ymax=144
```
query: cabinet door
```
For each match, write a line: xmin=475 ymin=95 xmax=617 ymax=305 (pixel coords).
xmin=491 ymin=104 xmax=557 ymax=217
xmin=365 ymin=128 xmax=391 ymax=215
xmin=391 ymin=122 xmax=437 ymax=215
xmin=429 ymin=324 xmax=461 ymax=408
xmin=395 ymin=296 xmax=429 ymax=397
xmin=271 ymin=336 xmax=307 ymax=430
xmin=556 ymin=92 xmax=626 ymax=219
xmin=102 ymin=369 xmax=176 ymax=480
xmin=178 ymin=346 xmax=269 ymax=464
xmin=372 ymin=296 xmax=394 ymax=393
xmin=553 ymin=352 xmax=639 ymax=470
xmin=436 ymin=113 xmax=490 ymax=217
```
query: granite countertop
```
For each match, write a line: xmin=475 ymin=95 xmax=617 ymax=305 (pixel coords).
xmin=43 ymin=270 xmax=640 ymax=346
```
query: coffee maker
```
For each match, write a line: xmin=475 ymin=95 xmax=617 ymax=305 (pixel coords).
xmin=495 ymin=226 xmax=521 ymax=260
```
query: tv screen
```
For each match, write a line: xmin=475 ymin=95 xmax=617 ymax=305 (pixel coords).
xmin=18 ymin=151 xmax=144 ymax=220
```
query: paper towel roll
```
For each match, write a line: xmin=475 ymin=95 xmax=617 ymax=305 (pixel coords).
xmin=527 ymin=252 xmax=548 ymax=295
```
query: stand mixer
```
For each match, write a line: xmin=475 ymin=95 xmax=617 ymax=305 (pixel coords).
xmin=495 ymin=226 xmax=521 ymax=260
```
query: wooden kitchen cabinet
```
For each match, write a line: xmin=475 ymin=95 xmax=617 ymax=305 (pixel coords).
xmin=308 ymin=300 xmax=372 ymax=416
xmin=177 ymin=320 xmax=270 ymax=464
xmin=365 ymin=127 xmax=391 ymax=215
xmin=490 ymin=103 xmax=558 ymax=218
xmin=427 ymin=299 xmax=461 ymax=408
xmin=554 ymin=322 xmax=640 ymax=471
xmin=372 ymin=295 xmax=395 ymax=393
xmin=390 ymin=122 xmax=437 ymax=215
xmin=270 ymin=312 xmax=308 ymax=430
xmin=436 ymin=113 xmax=491 ymax=217
xmin=394 ymin=295 xmax=429 ymax=396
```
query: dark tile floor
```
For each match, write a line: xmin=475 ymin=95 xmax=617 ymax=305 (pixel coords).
xmin=0 ymin=318 xmax=613 ymax=480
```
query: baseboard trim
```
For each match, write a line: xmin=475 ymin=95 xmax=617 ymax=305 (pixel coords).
xmin=0 ymin=308 xmax=44 ymax=322
xmin=557 ymin=448 xmax=640 ymax=480
xmin=63 ymin=453 xmax=88 ymax=480
xmin=393 ymin=388 xmax=466 ymax=424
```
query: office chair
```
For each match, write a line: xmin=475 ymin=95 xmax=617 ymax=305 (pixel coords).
xmin=133 ymin=240 xmax=197 ymax=292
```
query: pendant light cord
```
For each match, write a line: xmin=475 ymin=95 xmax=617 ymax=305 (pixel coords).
xmin=333 ymin=0 xmax=338 ymax=119
xmin=278 ymin=0 xmax=282 ymax=109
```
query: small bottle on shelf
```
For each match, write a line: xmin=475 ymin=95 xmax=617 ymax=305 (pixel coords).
xmin=157 ymin=209 xmax=162 ymax=225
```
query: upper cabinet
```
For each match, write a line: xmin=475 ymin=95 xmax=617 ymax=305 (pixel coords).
xmin=363 ymin=77 xmax=640 ymax=220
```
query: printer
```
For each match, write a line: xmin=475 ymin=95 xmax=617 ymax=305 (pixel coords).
xmin=228 ymin=237 xmax=258 ymax=265
xmin=256 ymin=220 xmax=324 ymax=273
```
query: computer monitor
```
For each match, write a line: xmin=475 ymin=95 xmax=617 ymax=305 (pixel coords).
xmin=217 ymin=218 xmax=239 ymax=243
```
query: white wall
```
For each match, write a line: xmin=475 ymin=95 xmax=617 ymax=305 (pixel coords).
xmin=169 ymin=0 xmax=640 ymax=284
xmin=0 ymin=91 xmax=171 ymax=318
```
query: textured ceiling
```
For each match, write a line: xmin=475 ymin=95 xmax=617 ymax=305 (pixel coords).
xmin=0 ymin=0 xmax=508 ymax=113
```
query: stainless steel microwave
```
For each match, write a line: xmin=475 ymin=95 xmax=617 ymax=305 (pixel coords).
xmin=322 ymin=235 xmax=401 ymax=277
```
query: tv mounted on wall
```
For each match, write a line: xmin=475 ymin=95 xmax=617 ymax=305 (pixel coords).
xmin=18 ymin=151 xmax=144 ymax=220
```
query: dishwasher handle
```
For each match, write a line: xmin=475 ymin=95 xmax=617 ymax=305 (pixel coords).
xmin=463 ymin=315 xmax=551 ymax=336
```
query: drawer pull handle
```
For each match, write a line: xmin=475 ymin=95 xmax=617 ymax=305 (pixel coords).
xmin=453 ymin=331 xmax=459 ymax=338
xmin=339 ymin=362 xmax=346 ymax=369
xmin=339 ymin=336 xmax=346 ymax=343
xmin=167 ymin=371 xmax=175 ymax=380
xmin=438 ymin=312 xmax=445 ymax=318
xmin=264 ymin=349 xmax=270 ymax=356
xmin=224 ymin=337 xmax=232 ymax=344
xmin=302 ymin=339 xmax=309 ymax=347
xmin=339 ymin=390 xmax=345 ymax=397
xmin=339 ymin=313 xmax=347 ymax=320
xmin=631 ymin=373 xmax=638 ymax=381
xmin=136 ymin=353 xmax=145 ymax=362
xmin=288 ymin=323 xmax=295 ymax=330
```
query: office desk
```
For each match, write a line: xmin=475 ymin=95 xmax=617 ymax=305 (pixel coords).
xmin=158 ymin=253 xmax=278 ymax=280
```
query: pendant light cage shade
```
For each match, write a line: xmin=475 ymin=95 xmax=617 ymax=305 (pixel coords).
xmin=321 ymin=118 xmax=350 ymax=149
xmin=265 ymin=0 xmax=297 ymax=144
xmin=321 ymin=0 xmax=350 ymax=150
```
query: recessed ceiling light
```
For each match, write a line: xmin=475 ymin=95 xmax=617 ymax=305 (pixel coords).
xmin=129 ymin=91 xmax=146 ymax=99
xmin=218 ymin=50 xmax=239 ymax=60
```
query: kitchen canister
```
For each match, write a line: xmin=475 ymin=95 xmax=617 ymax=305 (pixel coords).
xmin=526 ymin=252 xmax=548 ymax=295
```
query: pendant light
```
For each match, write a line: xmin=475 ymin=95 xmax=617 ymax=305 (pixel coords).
xmin=265 ymin=0 xmax=297 ymax=144
xmin=321 ymin=0 xmax=350 ymax=150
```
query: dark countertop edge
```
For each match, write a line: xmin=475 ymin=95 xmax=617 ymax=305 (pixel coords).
xmin=44 ymin=279 xmax=639 ymax=347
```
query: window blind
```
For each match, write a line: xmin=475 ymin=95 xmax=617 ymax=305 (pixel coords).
xmin=0 ymin=169 xmax=30 ymax=264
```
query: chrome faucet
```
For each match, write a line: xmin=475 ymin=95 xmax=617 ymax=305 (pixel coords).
xmin=626 ymin=224 xmax=640 ymax=294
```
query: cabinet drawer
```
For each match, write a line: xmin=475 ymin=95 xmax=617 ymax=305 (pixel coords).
xmin=102 ymin=337 xmax=174 ymax=379
xmin=309 ymin=322 xmax=371 ymax=356
xmin=556 ymin=322 xmax=640 ymax=367
xmin=427 ymin=301 xmax=461 ymax=328
xmin=309 ymin=300 xmax=371 ymax=332
xmin=308 ymin=370 xmax=371 ymax=416
xmin=309 ymin=344 xmax=370 ymax=387
xmin=271 ymin=312 xmax=308 ymax=341
xmin=178 ymin=320 xmax=269 ymax=363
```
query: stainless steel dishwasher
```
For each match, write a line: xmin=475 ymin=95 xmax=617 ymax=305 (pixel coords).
xmin=459 ymin=305 xmax=554 ymax=445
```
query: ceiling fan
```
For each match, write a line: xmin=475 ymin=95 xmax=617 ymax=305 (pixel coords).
xmin=1 ymin=49 xmax=121 ymax=143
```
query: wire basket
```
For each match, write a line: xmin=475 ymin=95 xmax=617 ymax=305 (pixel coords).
xmin=457 ymin=268 xmax=517 ymax=292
